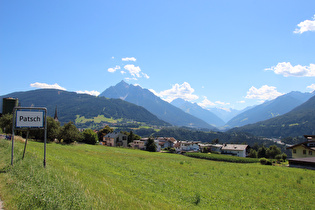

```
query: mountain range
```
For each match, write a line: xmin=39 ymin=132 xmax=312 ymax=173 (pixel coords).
xmin=170 ymin=98 xmax=225 ymax=127
xmin=226 ymin=91 xmax=314 ymax=127
xmin=1 ymin=80 xmax=315 ymax=138
xmin=99 ymin=81 xmax=216 ymax=130
xmin=0 ymin=89 xmax=169 ymax=127
xmin=230 ymin=94 xmax=315 ymax=137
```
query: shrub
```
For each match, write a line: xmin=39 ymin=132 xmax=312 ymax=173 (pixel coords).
xmin=82 ymin=128 xmax=98 ymax=145
xmin=168 ymin=148 xmax=176 ymax=153
xmin=275 ymin=154 xmax=282 ymax=161
xmin=266 ymin=160 xmax=273 ymax=165
xmin=282 ymin=153 xmax=287 ymax=161
xmin=259 ymin=158 xmax=267 ymax=165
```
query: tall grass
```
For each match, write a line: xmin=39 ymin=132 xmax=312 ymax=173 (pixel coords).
xmin=0 ymin=139 xmax=314 ymax=209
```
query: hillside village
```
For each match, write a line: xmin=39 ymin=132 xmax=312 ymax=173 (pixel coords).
xmin=101 ymin=132 xmax=250 ymax=157
xmin=99 ymin=131 xmax=315 ymax=169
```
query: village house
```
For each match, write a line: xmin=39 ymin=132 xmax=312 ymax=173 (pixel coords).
xmin=174 ymin=141 xmax=201 ymax=153
xmin=287 ymin=135 xmax=315 ymax=158
xmin=155 ymin=137 xmax=177 ymax=149
xmin=286 ymin=135 xmax=315 ymax=169
xmin=198 ymin=143 xmax=223 ymax=153
xmin=130 ymin=137 xmax=177 ymax=152
xmin=102 ymin=132 xmax=128 ymax=147
xmin=129 ymin=139 xmax=146 ymax=150
xmin=210 ymin=144 xmax=224 ymax=153
xmin=221 ymin=144 xmax=249 ymax=157
xmin=198 ymin=143 xmax=212 ymax=152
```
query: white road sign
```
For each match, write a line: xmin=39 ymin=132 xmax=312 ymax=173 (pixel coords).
xmin=16 ymin=110 xmax=44 ymax=128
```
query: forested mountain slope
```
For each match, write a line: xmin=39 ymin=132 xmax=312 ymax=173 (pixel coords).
xmin=0 ymin=89 xmax=170 ymax=126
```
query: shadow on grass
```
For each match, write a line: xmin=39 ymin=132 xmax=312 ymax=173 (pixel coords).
xmin=0 ymin=166 xmax=10 ymax=174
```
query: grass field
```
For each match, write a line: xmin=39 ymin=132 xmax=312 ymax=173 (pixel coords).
xmin=0 ymin=138 xmax=314 ymax=209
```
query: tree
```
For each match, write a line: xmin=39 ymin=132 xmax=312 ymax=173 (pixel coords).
xmin=145 ymin=137 xmax=157 ymax=152
xmin=257 ymin=146 xmax=267 ymax=158
xmin=249 ymin=149 xmax=258 ymax=158
xmin=0 ymin=113 xmax=13 ymax=134
xmin=82 ymin=129 xmax=98 ymax=145
xmin=30 ymin=117 xmax=61 ymax=142
xmin=251 ymin=143 xmax=260 ymax=151
xmin=58 ymin=121 xmax=82 ymax=144
xmin=47 ymin=117 xmax=61 ymax=142
xmin=98 ymin=125 xmax=113 ymax=141
xmin=212 ymin=138 xmax=219 ymax=144
xmin=128 ymin=130 xmax=134 ymax=145
xmin=266 ymin=145 xmax=281 ymax=159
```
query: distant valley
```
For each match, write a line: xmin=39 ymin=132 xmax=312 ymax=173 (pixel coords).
xmin=100 ymin=81 xmax=217 ymax=130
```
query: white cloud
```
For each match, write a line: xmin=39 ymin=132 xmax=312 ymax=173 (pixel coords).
xmin=215 ymin=101 xmax=230 ymax=106
xmin=124 ymin=64 xmax=141 ymax=78
xmin=30 ymin=82 xmax=66 ymax=90
xmin=265 ymin=62 xmax=315 ymax=77
xmin=122 ymin=57 xmax=136 ymax=62
xmin=307 ymin=84 xmax=315 ymax=92
xmin=198 ymin=96 xmax=215 ymax=108
xmin=245 ymin=85 xmax=283 ymax=101
xmin=237 ymin=100 xmax=246 ymax=104
xmin=108 ymin=62 xmax=149 ymax=80
xmin=108 ymin=65 xmax=121 ymax=73
xmin=76 ymin=90 xmax=100 ymax=96
xmin=125 ymin=77 xmax=138 ymax=81
xmin=149 ymin=89 xmax=160 ymax=97
xmin=294 ymin=15 xmax=315 ymax=34
xmin=142 ymin=72 xmax=150 ymax=79
xmin=111 ymin=56 xmax=115 ymax=59
xmin=152 ymin=82 xmax=199 ymax=102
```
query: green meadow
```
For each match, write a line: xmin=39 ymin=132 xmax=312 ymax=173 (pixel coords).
xmin=0 ymin=139 xmax=314 ymax=209
xmin=75 ymin=115 xmax=121 ymax=124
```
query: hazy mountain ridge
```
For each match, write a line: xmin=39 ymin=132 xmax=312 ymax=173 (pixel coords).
xmin=229 ymin=94 xmax=315 ymax=137
xmin=226 ymin=91 xmax=314 ymax=128
xmin=100 ymin=81 xmax=315 ymax=133
xmin=100 ymin=81 xmax=217 ymax=130
xmin=170 ymin=98 xmax=225 ymax=127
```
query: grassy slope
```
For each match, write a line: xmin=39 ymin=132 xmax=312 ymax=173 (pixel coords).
xmin=0 ymin=139 xmax=314 ymax=209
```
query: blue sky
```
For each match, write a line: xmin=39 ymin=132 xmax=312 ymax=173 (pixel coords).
xmin=1 ymin=0 xmax=314 ymax=110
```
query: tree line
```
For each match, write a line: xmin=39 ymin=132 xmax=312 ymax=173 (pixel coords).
xmin=0 ymin=113 xmax=141 ymax=145
xmin=247 ymin=144 xmax=287 ymax=161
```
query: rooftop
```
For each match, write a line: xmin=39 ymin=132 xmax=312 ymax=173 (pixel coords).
xmin=221 ymin=144 xmax=248 ymax=151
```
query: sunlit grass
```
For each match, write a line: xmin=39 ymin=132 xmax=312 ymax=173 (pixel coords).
xmin=75 ymin=115 xmax=122 ymax=124
xmin=0 ymin=139 xmax=314 ymax=209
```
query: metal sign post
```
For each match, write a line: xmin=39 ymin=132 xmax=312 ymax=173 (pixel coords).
xmin=11 ymin=107 xmax=47 ymax=167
